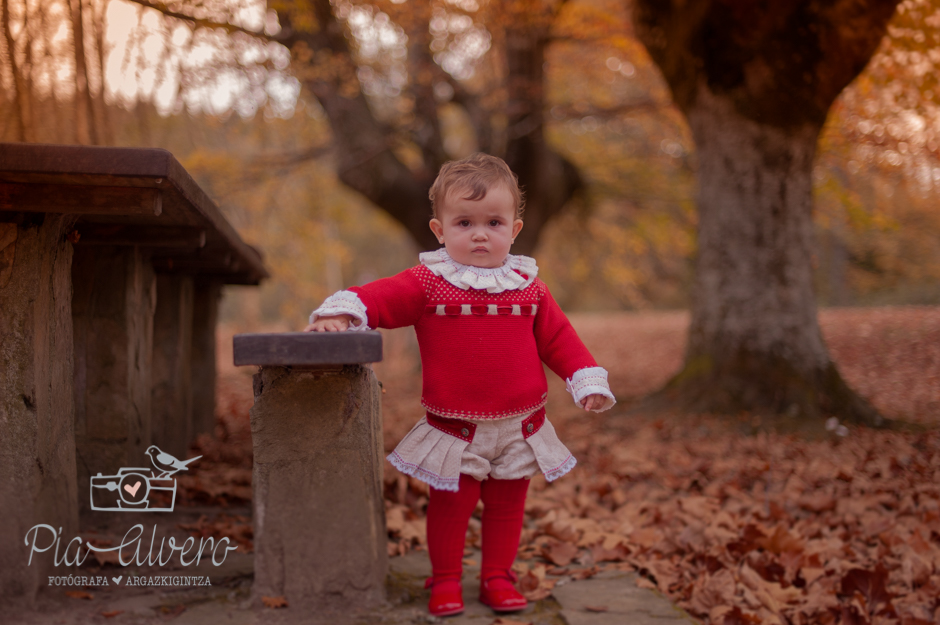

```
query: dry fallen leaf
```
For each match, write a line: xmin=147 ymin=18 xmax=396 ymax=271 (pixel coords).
xmin=101 ymin=610 xmax=124 ymax=618
xmin=65 ymin=590 xmax=93 ymax=600
xmin=584 ymin=605 xmax=609 ymax=612
xmin=91 ymin=549 xmax=123 ymax=567
xmin=541 ymin=540 xmax=579 ymax=567
xmin=841 ymin=565 xmax=895 ymax=616
xmin=542 ymin=520 xmax=579 ymax=543
xmin=518 ymin=570 xmax=554 ymax=601
xmin=261 ymin=595 xmax=288 ymax=608
xmin=630 ymin=527 xmax=665 ymax=550
xmin=720 ymin=605 xmax=762 ymax=624
xmin=177 ymin=513 xmax=253 ymax=553
xmin=489 ymin=618 xmax=533 ymax=625
xmin=589 ymin=541 xmax=629 ymax=563
xmin=160 ymin=605 xmax=186 ymax=618
xmin=569 ymin=566 xmax=599 ymax=581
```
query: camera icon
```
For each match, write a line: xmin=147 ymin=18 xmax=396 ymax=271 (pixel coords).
xmin=90 ymin=468 xmax=178 ymax=512
xmin=89 ymin=447 xmax=200 ymax=513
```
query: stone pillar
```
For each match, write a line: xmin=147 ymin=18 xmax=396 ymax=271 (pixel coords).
xmin=151 ymin=275 xmax=194 ymax=460
xmin=0 ymin=216 xmax=79 ymax=603
xmin=235 ymin=332 xmax=386 ymax=610
xmin=71 ymin=246 xmax=156 ymax=513
xmin=191 ymin=279 xmax=222 ymax=437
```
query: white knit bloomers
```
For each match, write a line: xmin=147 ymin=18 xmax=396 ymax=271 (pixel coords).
xmin=387 ymin=410 xmax=576 ymax=492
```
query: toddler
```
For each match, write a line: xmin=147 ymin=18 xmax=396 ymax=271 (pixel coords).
xmin=304 ymin=153 xmax=615 ymax=617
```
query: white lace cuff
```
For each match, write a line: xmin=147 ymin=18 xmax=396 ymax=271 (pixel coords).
xmin=565 ymin=366 xmax=616 ymax=412
xmin=308 ymin=290 xmax=370 ymax=331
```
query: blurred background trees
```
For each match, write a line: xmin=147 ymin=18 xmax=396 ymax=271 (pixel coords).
xmin=1 ymin=0 xmax=938 ymax=326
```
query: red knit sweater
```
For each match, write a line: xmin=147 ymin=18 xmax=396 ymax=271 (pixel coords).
xmin=349 ymin=265 xmax=598 ymax=420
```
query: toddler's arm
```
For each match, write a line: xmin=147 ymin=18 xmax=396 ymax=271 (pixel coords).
xmin=306 ymin=269 xmax=428 ymax=332
xmin=303 ymin=314 xmax=355 ymax=332
xmin=533 ymin=285 xmax=616 ymax=412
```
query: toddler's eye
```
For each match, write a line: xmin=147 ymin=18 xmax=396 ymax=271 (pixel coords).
xmin=459 ymin=220 xmax=471 ymax=227
xmin=489 ymin=220 xmax=501 ymax=227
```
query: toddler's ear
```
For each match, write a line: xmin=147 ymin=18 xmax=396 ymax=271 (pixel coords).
xmin=429 ymin=219 xmax=444 ymax=241
xmin=512 ymin=219 xmax=524 ymax=240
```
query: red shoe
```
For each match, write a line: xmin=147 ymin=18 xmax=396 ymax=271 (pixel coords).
xmin=425 ymin=577 xmax=464 ymax=617
xmin=479 ymin=571 xmax=528 ymax=613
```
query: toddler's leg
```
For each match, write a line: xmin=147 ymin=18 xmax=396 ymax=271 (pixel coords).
xmin=479 ymin=477 xmax=530 ymax=611
xmin=427 ymin=473 xmax=481 ymax=579
xmin=425 ymin=473 xmax=480 ymax=616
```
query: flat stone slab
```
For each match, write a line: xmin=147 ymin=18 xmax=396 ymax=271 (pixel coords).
xmin=233 ymin=331 xmax=383 ymax=366
xmin=553 ymin=570 xmax=698 ymax=625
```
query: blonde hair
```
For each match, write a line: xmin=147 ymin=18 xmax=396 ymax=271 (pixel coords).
xmin=429 ymin=153 xmax=525 ymax=220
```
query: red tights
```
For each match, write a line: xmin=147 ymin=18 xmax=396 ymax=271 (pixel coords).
xmin=426 ymin=474 xmax=530 ymax=582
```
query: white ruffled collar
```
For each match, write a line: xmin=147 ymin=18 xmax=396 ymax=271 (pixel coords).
xmin=419 ymin=248 xmax=538 ymax=293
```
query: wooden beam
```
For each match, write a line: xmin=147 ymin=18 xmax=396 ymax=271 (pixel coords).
xmin=151 ymin=253 xmax=232 ymax=274
xmin=73 ymin=224 xmax=206 ymax=248
xmin=233 ymin=332 xmax=384 ymax=366
xmin=0 ymin=182 xmax=162 ymax=216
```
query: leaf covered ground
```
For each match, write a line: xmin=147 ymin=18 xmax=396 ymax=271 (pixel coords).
xmin=207 ymin=307 xmax=940 ymax=625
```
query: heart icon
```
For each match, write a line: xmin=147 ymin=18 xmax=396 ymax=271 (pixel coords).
xmin=124 ymin=481 xmax=141 ymax=497
xmin=112 ymin=576 xmax=123 ymax=585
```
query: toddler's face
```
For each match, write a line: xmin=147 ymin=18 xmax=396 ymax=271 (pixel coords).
xmin=430 ymin=184 xmax=524 ymax=268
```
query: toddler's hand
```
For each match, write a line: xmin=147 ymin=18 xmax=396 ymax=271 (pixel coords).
xmin=580 ymin=394 xmax=606 ymax=411
xmin=303 ymin=314 xmax=354 ymax=332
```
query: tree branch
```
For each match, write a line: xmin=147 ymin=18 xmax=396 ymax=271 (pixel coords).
xmin=121 ymin=0 xmax=283 ymax=44
xmin=546 ymin=98 xmax=663 ymax=122
xmin=448 ymin=77 xmax=494 ymax=154
xmin=403 ymin=0 xmax=447 ymax=174
xmin=286 ymin=0 xmax=436 ymax=249
xmin=253 ymin=142 xmax=334 ymax=168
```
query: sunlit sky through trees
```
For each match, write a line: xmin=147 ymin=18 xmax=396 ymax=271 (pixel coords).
xmin=93 ymin=0 xmax=492 ymax=117
xmin=101 ymin=0 xmax=294 ymax=116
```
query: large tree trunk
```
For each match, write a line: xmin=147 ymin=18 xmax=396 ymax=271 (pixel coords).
xmin=2 ymin=0 xmax=31 ymax=142
xmin=673 ymin=83 xmax=882 ymax=424
xmin=504 ymin=24 xmax=583 ymax=254
xmin=70 ymin=0 xmax=97 ymax=145
xmin=90 ymin=0 xmax=112 ymax=145
xmin=633 ymin=0 xmax=900 ymax=425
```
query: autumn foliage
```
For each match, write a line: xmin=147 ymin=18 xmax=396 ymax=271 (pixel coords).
xmin=3 ymin=1 xmax=939 ymax=316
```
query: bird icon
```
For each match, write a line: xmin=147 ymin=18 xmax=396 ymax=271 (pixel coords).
xmin=145 ymin=445 xmax=202 ymax=478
